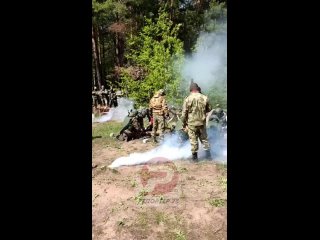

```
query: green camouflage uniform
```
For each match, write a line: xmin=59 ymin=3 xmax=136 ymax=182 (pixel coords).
xmin=149 ymin=91 xmax=168 ymax=140
xmin=181 ymin=92 xmax=212 ymax=154
xmin=117 ymin=110 xmax=145 ymax=141
xmin=99 ymin=88 xmax=108 ymax=106
xmin=92 ymin=90 xmax=99 ymax=107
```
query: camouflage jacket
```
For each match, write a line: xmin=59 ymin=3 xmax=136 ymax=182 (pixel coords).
xmin=181 ymin=92 xmax=212 ymax=127
xmin=149 ymin=93 xmax=168 ymax=115
xmin=109 ymin=91 xmax=117 ymax=100
xmin=92 ymin=91 xmax=98 ymax=99
xmin=99 ymin=89 xmax=108 ymax=98
xmin=129 ymin=116 xmax=144 ymax=132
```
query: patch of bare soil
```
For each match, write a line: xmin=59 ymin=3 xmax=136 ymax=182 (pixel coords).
xmin=93 ymin=138 xmax=227 ymax=240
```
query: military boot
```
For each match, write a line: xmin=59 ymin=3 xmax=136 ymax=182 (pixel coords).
xmin=204 ymin=150 xmax=212 ymax=160
xmin=152 ymin=136 xmax=158 ymax=143
xmin=192 ymin=152 xmax=198 ymax=162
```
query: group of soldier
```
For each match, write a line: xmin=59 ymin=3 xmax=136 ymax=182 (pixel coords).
xmin=92 ymin=85 xmax=118 ymax=109
xmin=116 ymin=82 xmax=227 ymax=162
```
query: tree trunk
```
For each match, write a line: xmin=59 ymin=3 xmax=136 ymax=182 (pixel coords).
xmin=101 ymin=31 xmax=105 ymax=86
xmin=115 ymin=33 xmax=123 ymax=67
xmin=114 ymin=31 xmax=125 ymax=84
xmin=92 ymin=26 xmax=101 ymax=89
xmin=95 ymin=26 xmax=104 ymax=84
xmin=170 ymin=0 xmax=174 ymax=20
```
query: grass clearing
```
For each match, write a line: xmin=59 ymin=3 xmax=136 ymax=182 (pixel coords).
xmin=92 ymin=121 xmax=124 ymax=147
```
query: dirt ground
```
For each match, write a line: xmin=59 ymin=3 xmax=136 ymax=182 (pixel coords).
xmin=92 ymin=122 xmax=227 ymax=240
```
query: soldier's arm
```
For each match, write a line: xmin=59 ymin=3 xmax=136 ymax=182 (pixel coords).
xmin=146 ymin=109 xmax=151 ymax=121
xmin=206 ymin=97 xmax=212 ymax=113
xmin=181 ymin=99 xmax=188 ymax=128
xmin=149 ymin=100 xmax=153 ymax=114
xmin=162 ymin=98 xmax=169 ymax=116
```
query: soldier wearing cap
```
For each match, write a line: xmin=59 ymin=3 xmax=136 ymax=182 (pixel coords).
xmin=181 ymin=83 xmax=212 ymax=161
xmin=149 ymin=89 xmax=169 ymax=143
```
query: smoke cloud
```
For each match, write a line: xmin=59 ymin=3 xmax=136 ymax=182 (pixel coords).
xmin=93 ymin=98 xmax=134 ymax=123
xmin=109 ymin=128 xmax=226 ymax=168
xmin=182 ymin=31 xmax=227 ymax=93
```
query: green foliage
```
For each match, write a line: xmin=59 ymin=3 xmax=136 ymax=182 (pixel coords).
xmin=203 ymin=0 xmax=227 ymax=33
xmin=206 ymin=79 xmax=227 ymax=109
xmin=92 ymin=0 xmax=227 ymax=109
xmin=121 ymin=9 xmax=184 ymax=107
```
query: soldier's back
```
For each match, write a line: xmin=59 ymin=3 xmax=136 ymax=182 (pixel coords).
xmin=185 ymin=93 xmax=208 ymax=126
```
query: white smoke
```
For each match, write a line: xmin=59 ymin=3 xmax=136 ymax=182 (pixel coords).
xmin=182 ymin=31 xmax=227 ymax=93
xmin=109 ymin=128 xmax=227 ymax=168
xmin=109 ymin=134 xmax=191 ymax=168
xmin=93 ymin=98 xmax=134 ymax=123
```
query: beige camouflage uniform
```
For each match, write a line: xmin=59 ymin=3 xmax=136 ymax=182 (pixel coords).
xmin=149 ymin=90 xmax=168 ymax=141
xmin=181 ymin=92 xmax=212 ymax=154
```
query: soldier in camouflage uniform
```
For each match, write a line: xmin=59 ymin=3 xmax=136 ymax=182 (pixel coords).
xmin=92 ymin=86 xmax=99 ymax=108
xmin=137 ymin=108 xmax=152 ymax=131
xmin=99 ymin=85 xmax=109 ymax=106
xmin=181 ymin=83 xmax=212 ymax=161
xmin=209 ymin=107 xmax=227 ymax=125
xmin=109 ymin=87 xmax=118 ymax=108
xmin=116 ymin=110 xmax=146 ymax=141
xmin=149 ymin=89 xmax=169 ymax=143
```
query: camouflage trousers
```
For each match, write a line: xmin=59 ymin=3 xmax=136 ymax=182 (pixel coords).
xmin=152 ymin=114 xmax=165 ymax=137
xmin=101 ymin=97 xmax=109 ymax=106
xmin=187 ymin=125 xmax=210 ymax=153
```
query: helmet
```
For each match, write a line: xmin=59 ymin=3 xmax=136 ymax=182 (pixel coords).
xmin=216 ymin=108 xmax=223 ymax=114
xmin=139 ymin=109 xmax=148 ymax=118
xmin=129 ymin=110 xmax=138 ymax=117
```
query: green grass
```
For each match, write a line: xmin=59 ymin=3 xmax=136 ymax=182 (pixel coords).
xmin=174 ymin=229 xmax=187 ymax=240
xmin=92 ymin=121 xmax=124 ymax=138
xmin=134 ymin=189 xmax=148 ymax=205
xmin=155 ymin=212 xmax=169 ymax=225
xmin=92 ymin=121 xmax=124 ymax=147
xmin=208 ymin=198 xmax=225 ymax=207
xmin=218 ymin=176 xmax=227 ymax=192
xmin=129 ymin=210 xmax=188 ymax=240
xmin=131 ymin=180 xmax=137 ymax=188
xmin=136 ymin=212 xmax=149 ymax=227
